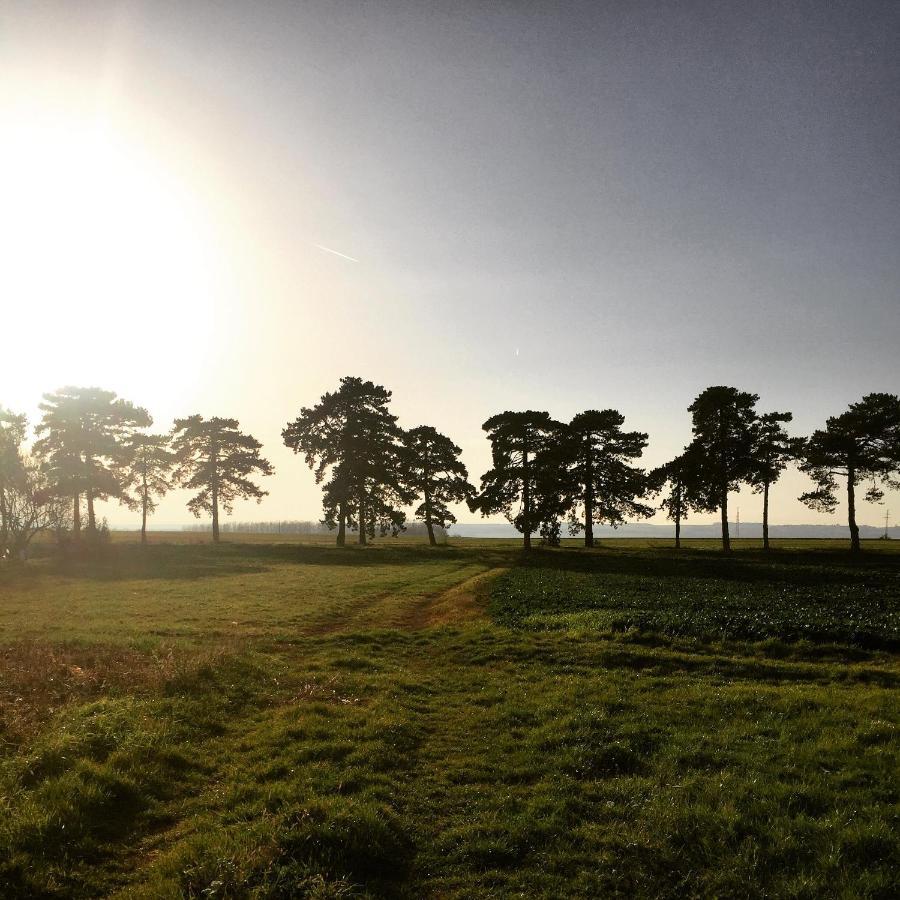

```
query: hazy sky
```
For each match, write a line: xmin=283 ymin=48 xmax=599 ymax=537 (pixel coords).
xmin=1 ymin=1 xmax=898 ymax=528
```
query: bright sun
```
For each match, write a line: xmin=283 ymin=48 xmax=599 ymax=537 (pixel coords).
xmin=0 ymin=108 xmax=218 ymax=416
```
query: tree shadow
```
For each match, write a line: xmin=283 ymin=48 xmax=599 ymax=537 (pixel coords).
xmin=20 ymin=540 xmax=518 ymax=583
xmin=7 ymin=540 xmax=896 ymax=589
xmin=518 ymin=545 xmax=900 ymax=589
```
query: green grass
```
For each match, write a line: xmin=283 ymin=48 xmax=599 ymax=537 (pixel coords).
xmin=491 ymin=544 xmax=900 ymax=648
xmin=1 ymin=537 xmax=898 ymax=897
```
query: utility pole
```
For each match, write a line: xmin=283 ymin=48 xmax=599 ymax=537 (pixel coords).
xmin=884 ymin=509 xmax=891 ymax=540
xmin=736 ymin=506 xmax=740 ymax=539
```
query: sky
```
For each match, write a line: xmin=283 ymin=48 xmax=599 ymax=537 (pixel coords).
xmin=0 ymin=0 xmax=898 ymax=529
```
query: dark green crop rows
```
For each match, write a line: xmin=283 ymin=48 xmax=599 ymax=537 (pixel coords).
xmin=490 ymin=547 xmax=900 ymax=648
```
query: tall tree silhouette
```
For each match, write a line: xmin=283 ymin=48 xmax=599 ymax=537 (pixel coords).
xmin=687 ymin=386 xmax=759 ymax=553
xmin=283 ymin=377 xmax=410 ymax=546
xmin=565 ymin=410 xmax=653 ymax=547
xmin=34 ymin=387 xmax=150 ymax=533
xmin=318 ymin=462 xmax=353 ymax=546
xmin=283 ymin=383 xmax=352 ymax=545
xmin=403 ymin=425 xmax=473 ymax=545
xmin=470 ymin=411 xmax=557 ymax=550
xmin=123 ymin=433 xmax=174 ymax=544
xmin=799 ymin=393 xmax=900 ymax=553
xmin=533 ymin=435 xmax=573 ymax=546
xmin=172 ymin=416 xmax=273 ymax=542
xmin=749 ymin=410 xmax=797 ymax=551
xmin=1 ymin=408 xmax=29 ymax=550
xmin=651 ymin=447 xmax=704 ymax=549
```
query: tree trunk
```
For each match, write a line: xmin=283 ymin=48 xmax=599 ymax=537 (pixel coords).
xmin=0 ymin=484 xmax=8 ymax=541
xmin=521 ymin=448 xmax=531 ymax=550
xmin=674 ymin=483 xmax=682 ymax=549
xmin=584 ymin=441 xmax=594 ymax=548
xmin=211 ymin=446 xmax=220 ymax=543
xmin=358 ymin=488 xmax=367 ymax=545
xmin=337 ymin=500 xmax=346 ymax=546
xmin=140 ymin=468 xmax=148 ymax=544
xmin=85 ymin=454 xmax=95 ymax=532
xmin=718 ymin=411 xmax=730 ymax=554
xmin=847 ymin=464 xmax=860 ymax=553
xmin=720 ymin=488 xmax=731 ymax=554
xmin=762 ymin=480 xmax=770 ymax=552
xmin=424 ymin=486 xmax=436 ymax=546
xmin=211 ymin=482 xmax=220 ymax=543
xmin=73 ymin=493 xmax=81 ymax=533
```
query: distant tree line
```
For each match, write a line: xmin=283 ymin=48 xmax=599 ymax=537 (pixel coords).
xmin=285 ymin=378 xmax=900 ymax=555
xmin=183 ymin=520 xmax=447 ymax=540
xmin=1 ymin=381 xmax=898 ymax=559
xmin=1 ymin=388 xmax=273 ymax=554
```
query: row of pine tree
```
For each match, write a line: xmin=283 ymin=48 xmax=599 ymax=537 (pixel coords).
xmin=1 ymin=380 xmax=898 ymax=557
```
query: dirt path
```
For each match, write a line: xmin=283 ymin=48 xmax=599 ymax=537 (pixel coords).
xmin=298 ymin=567 xmax=508 ymax=636
xmin=399 ymin=568 xmax=508 ymax=629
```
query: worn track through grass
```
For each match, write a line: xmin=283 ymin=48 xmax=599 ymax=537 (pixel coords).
xmin=399 ymin=568 xmax=507 ymax=629
xmin=297 ymin=562 xmax=496 ymax=635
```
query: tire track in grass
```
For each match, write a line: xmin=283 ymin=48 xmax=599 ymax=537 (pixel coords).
xmin=399 ymin=568 xmax=509 ymax=630
xmin=298 ymin=565 xmax=499 ymax=635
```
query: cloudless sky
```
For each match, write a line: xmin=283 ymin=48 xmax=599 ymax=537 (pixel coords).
xmin=0 ymin=0 xmax=897 ymax=528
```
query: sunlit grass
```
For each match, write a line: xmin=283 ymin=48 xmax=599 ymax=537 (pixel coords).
xmin=1 ymin=538 xmax=897 ymax=897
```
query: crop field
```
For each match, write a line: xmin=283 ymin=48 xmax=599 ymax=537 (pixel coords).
xmin=1 ymin=536 xmax=898 ymax=898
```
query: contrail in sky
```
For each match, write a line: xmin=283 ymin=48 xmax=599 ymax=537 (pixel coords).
xmin=313 ymin=243 xmax=359 ymax=263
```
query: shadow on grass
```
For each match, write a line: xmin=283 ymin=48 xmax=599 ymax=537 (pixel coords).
xmin=4 ymin=541 xmax=517 ymax=583
xmin=6 ymin=540 xmax=897 ymax=590
xmin=519 ymin=545 xmax=900 ymax=589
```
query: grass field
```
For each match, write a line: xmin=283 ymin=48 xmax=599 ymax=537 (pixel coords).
xmin=1 ymin=536 xmax=898 ymax=898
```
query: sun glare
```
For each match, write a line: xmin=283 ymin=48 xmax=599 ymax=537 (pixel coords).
xmin=0 ymin=109 xmax=218 ymax=415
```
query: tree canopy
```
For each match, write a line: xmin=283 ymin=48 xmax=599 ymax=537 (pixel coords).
xmin=470 ymin=411 xmax=558 ymax=549
xmin=33 ymin=386 xmax=150 ymax=533
xmin=1 ymin=409 xmax=68 ymax=558
xmin=686 ymin=386 xmax=759 ymax=553
xmin=172 ymin=415 xmax=273 ymax=542
xmin=283 ymin=377 xmax=411 ymax=545
xmin=748 ymin=410 xmax=797 ymax=551
xmin=799 ymin=393 xmax=900 ymax=553
xmin=564 ymin=409 xmax=653 ymax=547
xmin=123 ymin=433 xmax=175 ymax=543
xmin=650 ymin=447 xmax=705 ymax=549
xmin=7 ymin=377 xmax=900 ymax=554
xmin=403 ymin=425 xmax=474 ymax=545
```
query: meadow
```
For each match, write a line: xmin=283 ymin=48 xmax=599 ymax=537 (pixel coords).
xmin=0 ymin=536 xmax=897 ymax=898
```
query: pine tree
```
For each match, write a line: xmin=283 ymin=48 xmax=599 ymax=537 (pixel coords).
xmin=283 ymin=377 xmax=410 ymax=545
xmin=533 ymin=434 xmax=573 ymax=547
xmin=403 ymin=426 xmax=474 ymax=545
xmin=650 ymin=447 xmax=704 ymax=549
xmin=171 ymin=416 xmax=273 ymax=542
xmin=34 ymin=387 xmax=150 ymax=533
xmin=799 ymin=393 xmax=900 ymax=553
xmin=318 ymin=462 xmax=353 ymax=546
xmin=686 ymin=386 xmax=759 ymax=553
xmin=470 ymin=411 xmax=558 ymax=550
xmin=565 ymin=410 xmax=654 ymax=547
xmin=124 ymin=433 xmax=175 ymax=543
xmin=748 ymin=410 xmax=798 ymax=551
